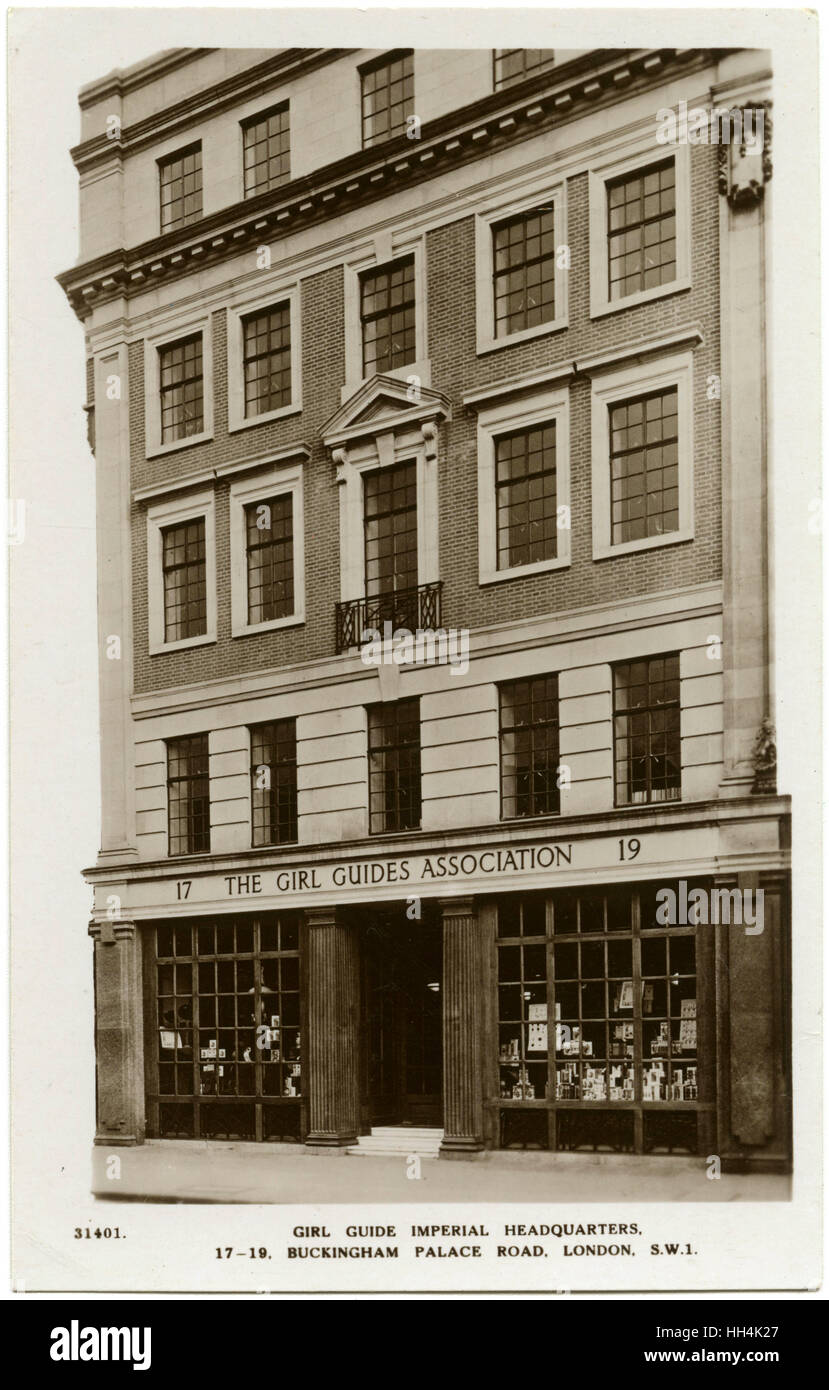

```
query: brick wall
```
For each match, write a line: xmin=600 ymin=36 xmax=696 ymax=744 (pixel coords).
xmin=131 ymin=143 xmax=721 ymax=695
xmin=131 ymin=263 xmax=345 ymax=691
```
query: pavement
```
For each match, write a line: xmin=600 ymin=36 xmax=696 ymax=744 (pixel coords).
xmin=92 ymin=1141 xmax=791 ymax=1205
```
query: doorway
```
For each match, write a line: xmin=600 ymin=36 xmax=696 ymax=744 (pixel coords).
xmin=361 ymin=909 xmax=443 ymax=1128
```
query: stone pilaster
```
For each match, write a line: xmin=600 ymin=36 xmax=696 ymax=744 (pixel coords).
xmin=93 ymin=336 xmax=137 ymax=859
xmin=440 ymin=898 xmax=484 ymax=1154
xmin=716 ymin=91 xmax=774 ymax=795
xmin=714 ymin=872 xmax=790 ymax=1171
xmin=89 ymin=919 xmax=144 ymax=1145
xmin=305 ymin=908 xmax=360 ymax=1146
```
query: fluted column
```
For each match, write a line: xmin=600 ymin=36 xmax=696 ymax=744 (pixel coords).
xmin=305 ymin=908 xmax=360 ymax=1146
xmin=89 ymin=919 xmax=144 ymax=1145
xmin=440 ymin=898 xmax=484 ymax=1154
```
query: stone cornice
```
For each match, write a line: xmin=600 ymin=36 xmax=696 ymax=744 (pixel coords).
xmin=79 ymin=48 xmax=217 ymax=107
xmin=58 ymin=47 xmax=728 ymax=323
xmin=81 ymin=792 xmax=791 ymax=886
xmin=132 ymin=441 xmax=312 ymax=502
xmin=462 ymin=324 xmax=704 ymax=409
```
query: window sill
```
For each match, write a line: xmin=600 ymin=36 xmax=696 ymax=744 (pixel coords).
xmin=480 ymin=555 xmax=570 ymax=585
xmin=232 ymin=614 xmax=305 ymax=638
xmin=590 ymin=277 xmax=691 ymax=320
xmin=593 ymin=528 xmax=693 ymax=561
xmin=149 ymin=633 xmax=216 ymax=656
xmin=228 ymin=402 xmax=302 ymax=433
xmin=476 ymin=316 xmax=568 ymax=356
xmin=146 ymin=430 xmax=213 ymax=460
xmin=614 ymin=796 xmax=683 ymax=811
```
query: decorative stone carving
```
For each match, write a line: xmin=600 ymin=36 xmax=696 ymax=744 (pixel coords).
xmin=420 ymin=419 xmax=439 ymax=463
xmin=717 ymin=102 xmax=772 ymax=209
xmin=752 ymin=717 xmax=777 ymax=794
xmin=83 ymin=402 xmax=95 ymax=456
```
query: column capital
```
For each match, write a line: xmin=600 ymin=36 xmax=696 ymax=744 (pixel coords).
xmin=89 ymin=918 xmax=137 ymax=944
xmin=438 ymin=896 xmax=476 ymax=919
xmin=305 ymin=906 xmax=339 ymax=930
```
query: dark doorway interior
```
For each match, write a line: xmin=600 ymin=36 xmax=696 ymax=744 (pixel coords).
xmin=361 ymin=908 xmax=443 ymax=1128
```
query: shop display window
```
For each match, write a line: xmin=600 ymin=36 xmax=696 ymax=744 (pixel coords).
xmin=494 ymin=883 xmax=712 ymax=1154
xmin=146 ymin=914 xmax=303 ymax=1142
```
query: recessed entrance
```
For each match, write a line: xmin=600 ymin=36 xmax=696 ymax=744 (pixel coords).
xmin=360 ymin=909 xmax=443 ymax=1128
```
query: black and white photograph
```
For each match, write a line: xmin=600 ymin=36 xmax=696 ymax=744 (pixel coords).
xmin=8 ymin=4 xmax=823 ymax=1307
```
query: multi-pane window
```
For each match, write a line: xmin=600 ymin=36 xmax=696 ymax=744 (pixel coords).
xmin=493 ymin=206 xmax=556 ymax=337
xmin=493 ymin=49 xmax=556 ymax=89
xmin=613 ymin=655 xmax=681 ymax=806
xmin=159 ymin=143 xmax=202 ymax=233
xmin=149 ymin=915 xmax=302 ymax=1142
xmin=500 ymin=676 xmax=560 ymax=819
xmin=361 ymin=50 xmax=414 ymax=147
xmin=368 ymin=697 xmax=421 ymax=835
xmin=167 ymin=734 xmax=210 ymax=856
xmin=245 ymin=494 xmax=294 ymax=624
xmin=496 ymin=886 xmax=706 ymax=1157
xmin=607 ymin=158 xmax=676 ymax=299
xmin=609 ymin=388 xmax=679 ymax=544
xmin=162 ymin=517 xmax=206 ymax=642
xmin=495 ymin=423 xmax=557 ymax=569
xmin=360 ymin=257 xmax=416 ymax=376
xmin=242 ymin=304 xmax=291 ymax=417
xmin=364 ymin=460 xmax=418 ymax=603
xmin=250 ymin=720 xmax=297 ymax=847
xmin=242 ymin=103 xmax=290 ymax=197
xmin=159 ymin=335 xmax=204 ymax=444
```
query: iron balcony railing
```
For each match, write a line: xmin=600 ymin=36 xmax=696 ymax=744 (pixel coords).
xmin=335 ymin=581 xmax=443 ymax=654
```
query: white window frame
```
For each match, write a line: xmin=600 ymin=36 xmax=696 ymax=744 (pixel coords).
xmin=337 ymin=425 xmax=438 ymax=605
xmin=475 ymin=182 xmax=568 ymax=354
xmin=229 ymin=462 xmax=306 ymax=637
xmin=591 ymin=350 xmax=694 ymax=560
xmin=342 ymin=231 xmax=429 ymax=400
xmin=146 ymin=489 xmax=216 ymax=655
xmin=144 ymin=313 xmax=213 ymax=459
xmin=588 ymin=142 xmax=690 ymax=319
xmin=477 ymin=386 xmax=571 ymax=586
xmin=227 ymin=284 xmax=302 ymax=433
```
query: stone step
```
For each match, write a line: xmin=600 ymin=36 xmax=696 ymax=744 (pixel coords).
xmin=347 ymin=1128 xmax=443 ymax=1157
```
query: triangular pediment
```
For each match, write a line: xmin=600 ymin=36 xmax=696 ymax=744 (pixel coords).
xmin=351 ymin=393 xmax=413 ymax=426
xmin=321 ymin=373 xmax=452 ymax=448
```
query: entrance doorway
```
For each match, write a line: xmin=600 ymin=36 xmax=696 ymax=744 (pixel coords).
xmin=361 ymin=909 xmax=443 ymax=1128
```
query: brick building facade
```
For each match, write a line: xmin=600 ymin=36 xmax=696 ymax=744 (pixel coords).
xmin=61 ymin=45 xmax=789 ymax=1170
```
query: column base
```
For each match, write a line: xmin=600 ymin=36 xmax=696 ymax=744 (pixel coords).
xmin=718 ymin=770 xmax=756 ymax=798
xmin=304 ymin=1132 xmax=358 ymax=1149
xmin=439 ymin=1137 xmax=485 ymax=1158
xmin=94 ymin=1133 xmax=142 ymax=1147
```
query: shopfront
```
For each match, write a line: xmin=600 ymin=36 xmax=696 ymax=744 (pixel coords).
xmin=109 ymin=810 xmax=789 ymax=1170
